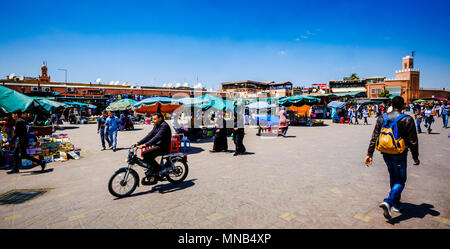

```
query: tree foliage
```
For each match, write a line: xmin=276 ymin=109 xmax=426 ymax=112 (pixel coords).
xmin=344 ymin=73 xmax=360 ymax=80
xmin=379 ymin=89 xmax=391 ymax=98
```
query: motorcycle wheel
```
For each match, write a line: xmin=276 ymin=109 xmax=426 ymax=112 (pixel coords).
xmin=166 ymin=159 xmax=189 ymax=184
xmin=108 ymin=168 xmax=139 ymax=198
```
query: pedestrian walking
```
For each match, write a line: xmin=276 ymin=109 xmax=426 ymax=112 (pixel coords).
xmin=423 ymin=105 xmax=434 ymax=134
xmin=106 ymin=111 xmax=120 ymax=151
xmin=348 ymin=107 xmax=354 ymax=124
xmin=210 ymin=112 xmax=228 ymax=152
xmin=415 ymin=110 xmax=423 ymax=133
xmin=4 ymin=110 xmax=46 ymax=174
xmin=232 ymin=114 xmax=246 ymax=156
xmin=97 ymin=111 xmax=110 ymax=150
xmin=441 ymin=102 xmax=449 ymax=128
xmin=365 ymin=96 xmax=419 ymax=220
xmin=354 ymin=107 xmax=359 ymax=125
xmin=434 ymin=104 xmax=440 ymax=117
xmin=363 ymin=108 xmax=369 ymax=125
xmin=278 ymin=107 xmax=289 ymax=136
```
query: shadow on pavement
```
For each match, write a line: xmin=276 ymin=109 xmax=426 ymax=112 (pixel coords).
xmin=117 ymin=179 xmax=197 ymax=199
xmin=290 ymin=124 xmax=330 ymax=127
xmin=190 ymin=138 xmax=214 ymax=144
xmin=21 ymin=168 xmax=54 ymax=176
xmin=119 ymin=128 xmax=143 ymax=131
xmin=58 ymin=126 xmax=80 ymax=130
xmin=228 ymin=151 xmax=255 ymax=156
xmin=113 ymin=147 xmax=129 ymax=151
xmin=183 ymin=147 xmax=204 ymax=155
xmin=387 ymin=203 xmax=440 ymax=225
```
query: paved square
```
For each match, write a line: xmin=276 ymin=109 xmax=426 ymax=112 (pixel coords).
xmin=0 ymin=115 xmax=449 ymax=228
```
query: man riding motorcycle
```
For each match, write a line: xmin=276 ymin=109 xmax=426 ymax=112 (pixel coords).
xmin=135 ymin=112 xmax=172 ymax=175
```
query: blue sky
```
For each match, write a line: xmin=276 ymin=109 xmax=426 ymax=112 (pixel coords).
xmin=1 ymin=0 xmax=449 ymax=89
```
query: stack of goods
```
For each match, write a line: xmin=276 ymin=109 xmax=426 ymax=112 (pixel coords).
xmin=21 ymin=133 xmax=81 ymax=166
xmin=0 ymin=130 xmax=14 ymax=168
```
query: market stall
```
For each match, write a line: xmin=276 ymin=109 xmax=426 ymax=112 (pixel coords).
xmin=0 ymin=85 xmax=45 ymax=114
xmin=327 ymin=101 xmax=346 ymax=123
xmin=0 ymin=129 xmax=82 ymax=168
xmin=133 ymin=97 xmax=182 ymax=115
xmin=106 ymin=98 xmax=137 ymax=112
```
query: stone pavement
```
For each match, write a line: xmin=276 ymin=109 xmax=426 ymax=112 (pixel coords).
xmin=0 ymin=115 xmax=449 ymax=228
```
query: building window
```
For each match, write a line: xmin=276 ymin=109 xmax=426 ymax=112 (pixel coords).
xmin=371 ymin=89 xmax=376 ymax=94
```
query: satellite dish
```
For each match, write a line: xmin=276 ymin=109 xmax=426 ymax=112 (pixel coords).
xmin=183 ymin=82 xmax=189 ymax=87
xmin=176 ymin=83 xmax=181 ymax=88
xmin=95 ymin=78 xmax=102 ymax=84
xmin=163 ymin=83 xmax=167 ymax=87
xmin=115 ymin=81 xmax=119 ymax=85
xmin=109 ymin=81 xmax=114 ymax=85
xmin=168 ymin=83 xmax=173 ymax=88
xmin=9 ymin=73 xmax=15 ymax=79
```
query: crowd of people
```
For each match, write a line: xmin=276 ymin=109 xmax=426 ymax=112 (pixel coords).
xmin=411 ymin=102 xmax=449 ymax=134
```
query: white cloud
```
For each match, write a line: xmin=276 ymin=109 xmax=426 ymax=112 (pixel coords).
xmin=296 ymin=29 xmax=320 ymax=41
xmin=278 ymin=50 xmax=287 ymax=55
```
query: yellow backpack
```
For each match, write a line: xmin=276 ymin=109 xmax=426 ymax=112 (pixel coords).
xmin=376 ymin=113 xmax=407 ymax=154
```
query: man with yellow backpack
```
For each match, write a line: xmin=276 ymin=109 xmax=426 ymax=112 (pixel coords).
xmin=364 ymin=96 xmax=420 ymax=220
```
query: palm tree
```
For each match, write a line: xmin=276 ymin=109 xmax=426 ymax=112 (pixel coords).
xmin=379 ymin=89 xmax=391 ymax=98
xmin=344 ymin=73 xmax=360 ymax=80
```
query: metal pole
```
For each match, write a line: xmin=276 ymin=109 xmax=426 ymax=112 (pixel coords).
xmin=58 ymin=69 xmax=68 ymax=83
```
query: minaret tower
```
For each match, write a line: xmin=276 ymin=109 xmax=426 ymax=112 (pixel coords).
xmin=38 ymin=61 xmax=51 ymax=87
xmin=395 ymin=52 xmax=420 ymax=100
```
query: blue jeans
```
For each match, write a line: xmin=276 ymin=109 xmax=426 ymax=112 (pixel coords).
xmin=108 ymin=129 xmax=118 ymax=149
xmin=100 ymin=129 xmax=111 ymax=148
xmin=382 ymin=153 xmax=407 ymax=206
xmin=416 ymin=119 xmax=422 ymax=133
xmin=443 ymin=114 xmax=448 ymax=127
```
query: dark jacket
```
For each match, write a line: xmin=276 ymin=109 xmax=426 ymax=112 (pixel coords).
xmin=138 ymin=121 xmax=172 ymax=153
xmin=97 ymin=116 xmax=107 ymax=131
xmin=12 ymin=119 xmax=29 ymax=142
xmin=367 ymin=110 xmax=419 ymax=160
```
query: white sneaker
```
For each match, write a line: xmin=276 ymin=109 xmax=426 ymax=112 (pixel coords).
xmin=392 ymin=203 xmax=402 ymax=213
xmin=379 ymin=202 xmax=392 ymax=220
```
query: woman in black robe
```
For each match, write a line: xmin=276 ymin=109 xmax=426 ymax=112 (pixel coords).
xmin=232 ymin=114 xmax=246 ymax=156
xmin=210 ymin=113 xmax=228 ymax=152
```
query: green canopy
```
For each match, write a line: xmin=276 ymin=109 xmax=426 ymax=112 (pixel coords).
xmin=278 ymin=95 xmax=320 ymax=106
xmin=106 ymin=98 xmax=138 ymax=111
xmin=0 ymin=85 xmax=43 ymax=113
xmin=232 ymin=98 xmax=250 ymax=106
xmin=247 ymin=97 xmax=282 ymax=104
xmin=201 ymin=94 xmax=235 ymax=111
xmin=177 ymin=97 xmax=206 ymax=106
xmin=413 ymin=99 xmax=428 ymax=103
xmin=63 ymin=102 xmax=97 ymax=109
xmin=32 ymin=97 xmax=69 ymax=111
xmin=331 ymin=91 xmax=367 ymax=98
xmin=182 ymin=94 xmax=235 ymax=111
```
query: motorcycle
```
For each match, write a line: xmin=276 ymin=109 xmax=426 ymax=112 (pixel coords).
xmin=108 ymin=144 xmax=189 ymax=198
